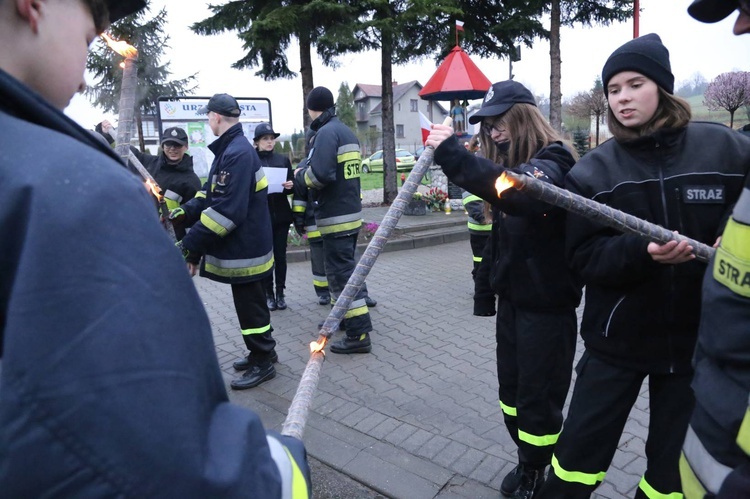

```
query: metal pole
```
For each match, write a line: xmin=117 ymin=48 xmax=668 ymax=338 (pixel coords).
xmin=281 ymin=119 xmax=452 ymax=439
xmin=502 ymin=170 xmax=714 ymax=263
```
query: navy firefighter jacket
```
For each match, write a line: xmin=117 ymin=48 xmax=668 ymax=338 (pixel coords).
xmin=180 ymin=123 xmax=274 ymax=284
xmin=0 ymin=68 xmax=294 ymax=497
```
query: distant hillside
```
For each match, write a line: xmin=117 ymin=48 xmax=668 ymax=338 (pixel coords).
xmin=686 ymin=94 xmax=750 ymax=130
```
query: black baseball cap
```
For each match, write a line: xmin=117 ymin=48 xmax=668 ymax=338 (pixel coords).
xmin=196 ymin=94 xmax=242 ymax=118
xmin=160 ymin=127 xmax=188 ymax=147
xmin=468 ymin=81 xmax=537 ymax=125
xmin=688 ymin=0 xmax=739 ymax=22
xmin=106 ymin=0 xmax=148 ymax=23
xmin=254 ymin=123 xmax=280 ymax=140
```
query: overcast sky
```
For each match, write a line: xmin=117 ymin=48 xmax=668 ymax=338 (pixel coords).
xmin=65 ymin=0 xmax=748 ymax=134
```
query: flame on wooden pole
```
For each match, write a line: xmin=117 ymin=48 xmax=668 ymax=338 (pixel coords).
xmin=281 ymin=118 xmax=453 ymax=440
xmin=102 ymin=33 xmax=176 ymax=241
xmin=496 ymin=170 xmax=715 ymax=263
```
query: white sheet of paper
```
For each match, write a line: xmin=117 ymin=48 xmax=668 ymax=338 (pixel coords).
xmin=263 ymin=167 xmax=287 ymax=194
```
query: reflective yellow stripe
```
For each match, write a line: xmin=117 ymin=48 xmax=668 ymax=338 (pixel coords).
xmin=338 ymin=151 xmax=361 ymax=163
xmin=204 ymin=252 xmax=274 ymax=279
xmin=241 ymin=324 xmax=271 ymax=335
xmin=722 ymin=216 xmax=750 ymax=260
xmin=195 ymin=191 xmax=206 ymax=199
xmin=313 ymin=278 xmax=328 ymax=287
xmin=713 ymin=218 xmax=750 ymax=297
xmin=165 ymin=198 xmax=180 ymax=210
xmin=318 ymin=219 xmax=362 ymax=235
xmin=518 ymin=429 xmax=560 ymax=447
xmin=463 ymin=194 xmax=482 ymax=204
xmin=344 ymin=305 xmax=369 ymax=319
xmin=499 ymin=400 xmax=517 ymax=417
xmin=639 ymin=476 xmax=683 ymax=498
xmin=292 ymin=205 xmax=306 ymax=213
xmin=284 ymin=449 xmax=310 ymax=499
xmin=551 ymin=454 xmax=606 ymax=486
xmin=307 ymin=230 xmax=321 ymax=238
xmin=473 ymin=256 xmax=482 ymax=263
xmin=200 ymin=208 xmax=236 ymax=237
xmin=467 ymin=222 xmax=492 ymax=231
xmin=737 ymin=407 xmax=750 ymax=455
xmin=256 ymin=175 xmax=269 ymax=192
xmin=679 ymin=453 xmax=708 ymax=499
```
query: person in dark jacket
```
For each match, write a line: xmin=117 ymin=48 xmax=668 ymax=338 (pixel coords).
xmin=680 ymin=2 xmax=750 ymax=497
xmin=0 ymin=1 xmax=310 ymax=497
xmin=426 ymin=80 xmax=581 ymax=499
xmin=294 ymin=86 xmax=374 ymax=354
xmin=254 ymin=122 xmax=294 ymax=311
xmin=538 ymin=34 xmax=750 ymax=499
xmin=174 ymin=93 xmax=279 ymax=391
xmin=101 ymin=123 xmax=201 ymax=240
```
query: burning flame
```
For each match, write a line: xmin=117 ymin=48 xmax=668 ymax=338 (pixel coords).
xmin=495 ymin=172 xmax=515 ymax=198
xmin=144 ymin=178 xmax=162 ymax=200
xmin=101 ymin=32 xmax=138 ymax=58
xmin=310 ymin=336 xmax=327 ymax=354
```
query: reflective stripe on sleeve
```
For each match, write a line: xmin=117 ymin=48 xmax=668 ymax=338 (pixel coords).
xmin=304 ymin=167 xmax=324 ymax=189
xmin=638 ymin=476 xmax=683 ymax=499
xmin=681 ymin=425 xmax=730 ymax=495
xmin=463 ymin=194 xmax=482 ymax=204
xmin=713 ymin=218 xmax=750 ymax=298
xmin=256 ymin=169 xmax=269 ymax=192
xmin=551 ymin=454 xmax=606 ymax=486
xmin=201 ymin=208 xmax=237 ymax=237
xmin=738 ymin=401 xmax=750 ymax=455
xmin=195 ymin=190 xmax=207 ymax=199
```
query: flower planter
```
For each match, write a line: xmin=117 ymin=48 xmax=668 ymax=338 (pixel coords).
xmin=404 ymin=199 xmax=427 ymax=216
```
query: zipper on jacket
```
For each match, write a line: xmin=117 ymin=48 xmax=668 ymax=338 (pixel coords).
xmin=604 ymin=295 xmax=626 ymax=337
xmin=674 ymin=188 xmax=685 ymax=234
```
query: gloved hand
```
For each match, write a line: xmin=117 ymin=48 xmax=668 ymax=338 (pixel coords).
xmin=169 ymin=207 xmax=186 ymax=226
xmin=473 ymin=296 xmax=496 ymax=317
xmin=175 ymin=240 xmax=201 ymax=265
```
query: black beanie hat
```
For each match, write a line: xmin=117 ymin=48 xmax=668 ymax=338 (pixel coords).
xmin=306 ymin=87 xmax=335 ymax=112
xmin=601 ymin=33 xmax=674 ymax=94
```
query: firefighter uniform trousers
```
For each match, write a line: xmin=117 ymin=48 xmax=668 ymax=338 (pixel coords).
xmin=309 ymin=234 xmax=330 ymax=302
xmin=231 ymin=280 xmax=276 ymax=363
xmin=322 ymin=232 xmax=372 ymax=336
xmin=496 ymin=300 xmax=577 ymax=469
xmin=539 ymin=352 xmax=694 ymax=498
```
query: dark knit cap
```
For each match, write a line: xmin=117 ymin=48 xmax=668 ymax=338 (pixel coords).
xmin=306 ymin=87 xmax=335 ymax=112
xmin=602 ymin=33 xmax=674 ymax=94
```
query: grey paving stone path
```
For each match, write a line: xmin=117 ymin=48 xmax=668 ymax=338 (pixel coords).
xmin=194 ymin=240 xmax=650 ymax=499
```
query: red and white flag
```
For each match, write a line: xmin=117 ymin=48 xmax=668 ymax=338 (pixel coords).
xmin=455 ymin=20 xmax=464 ymax=32
xmin=419 ymin=112 xmax=432 ymax=145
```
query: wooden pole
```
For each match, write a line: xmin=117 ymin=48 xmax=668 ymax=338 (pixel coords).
xmin=281 ymin=119 xmax=452 ymax=439
xmin=502 ymin=170 xmax=714 ymax=263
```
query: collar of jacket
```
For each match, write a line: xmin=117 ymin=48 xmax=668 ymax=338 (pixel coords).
xmin=256 ymin=149 xmax=274 ymax=159
xmin=161 ymin=153 xmax=194 ymax=172
xmin=310 ymin=108 xmax=335 ymax=131
xmin=0 ymin=68 xmax=126 ymax=167
xmin=618 ymin=126 xmax=685 ymax=152
xmin=208 ymin=122 xmax=244 ymax=156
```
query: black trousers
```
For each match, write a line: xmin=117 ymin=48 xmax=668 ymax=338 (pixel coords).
xmin=468 ymin=233 xmax=490 ymax=281
xmin=309 ymin=237 xmax=329 ymax=300
xmin=538 ymin=351 xmax=694 ymax=498
xmin=322 ymin=232 xmax=372 ymax=337
xmin=264 ymin=223 xmax=289 ymax=294
xmin=231 ymin=280 xmax=276 ymax=362
xmin=496 ymin=299 xmax=577 ymax=468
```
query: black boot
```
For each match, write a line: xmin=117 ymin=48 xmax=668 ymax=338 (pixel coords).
xmin=509 ymin=466 xmax=545 ymax=499
xmin=501 ymin=464 xmax=524 ymax=497
xmin=233 ymin=350 xmax=278 ymax=371
xmin=230 ymin=362 xmax=276 ymax=390
xmin=266 ymin=290 xmax=277 ymax=311
xmin=276 ymin=289 xmax=287 ymax=310
xmin=318 ymin=293 xmax=330 ymax=306
xmin=364 ymin=295 xmax=377 ymax=307
xmin=330 ymin=333 xmax=372 ymax=354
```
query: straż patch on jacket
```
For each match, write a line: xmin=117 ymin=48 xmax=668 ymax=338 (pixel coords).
xmin=682 ymin=185 xmax=725 ymax=204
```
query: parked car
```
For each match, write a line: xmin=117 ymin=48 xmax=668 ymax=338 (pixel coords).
xmin=413 ymin=145 xmax=425 ymax=160
xmin=361 ymin=149 xmax=416 ymax=173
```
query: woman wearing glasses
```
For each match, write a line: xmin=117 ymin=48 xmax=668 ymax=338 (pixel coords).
xmin=426 ymin=80 xmax=581 ymax=499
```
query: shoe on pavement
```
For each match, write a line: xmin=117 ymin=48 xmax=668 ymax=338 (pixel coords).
xmin=266 ymin=293 xmax=277 ymax=311
xmin=276 ymin=291 xmax=287 ymax=310
xmin=330 ymin=333 xmax=372 ymax=354
xmin=318 ymin=294 xmax=331 ymax=306
xmin=364 ymin=296 xmax=377 ymax=308
xmin=501 ymin=464 xmax=524 ymax=496
xmin=233 ymin=351 xmax=279 ymax=371
xmin=230 ymin=363 xmax=276 ymax=390
xmin=509 ymin=466 xmax=545 ymax=499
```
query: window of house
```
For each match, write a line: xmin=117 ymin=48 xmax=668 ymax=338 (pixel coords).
xmin=410 ymin=99 xmax=418 ymax=112
xmin=396 ymin=124 xmax=404 ymax=138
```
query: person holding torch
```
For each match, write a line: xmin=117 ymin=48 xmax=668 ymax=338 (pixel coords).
xmin=537 ymin=33 xmax=750 ymax=499
xmin=426 ymin=80 xmax=581 ymax=499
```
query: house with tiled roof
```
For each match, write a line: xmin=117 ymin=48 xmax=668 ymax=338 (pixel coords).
xmin=352 ymin=80 xmax=448 ymax=155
